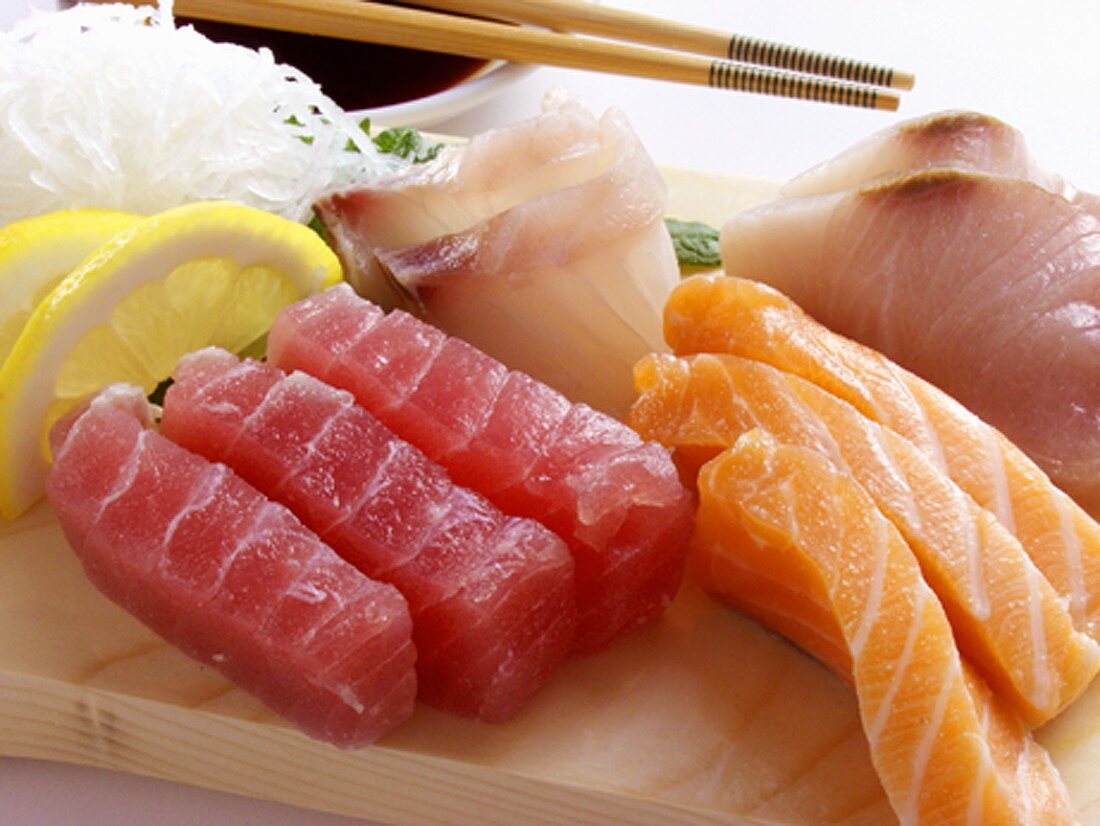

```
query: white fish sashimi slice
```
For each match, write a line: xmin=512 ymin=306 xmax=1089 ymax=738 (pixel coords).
xmin=720 ymin=168 xmax=1100 ymax=518
xmin=315 ymin=88 xmax=614 ymax=307
xmin=779 ymin=110 xmax=1077 ymax=201
xmin=374 ymin=108 xmax=677 ymax=419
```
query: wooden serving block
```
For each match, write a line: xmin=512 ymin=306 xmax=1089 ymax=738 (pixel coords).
xmin=2 ymin=168 xmax=1098 ymax=825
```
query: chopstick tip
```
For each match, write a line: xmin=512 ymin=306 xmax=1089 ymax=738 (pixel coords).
xmin=877 ymin=91 xmax=901 ymax=112
xmin=892 ymin=71 xmax=916 ymax=91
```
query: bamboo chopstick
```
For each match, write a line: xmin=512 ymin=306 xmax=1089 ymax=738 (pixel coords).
xmin=96 ymin=0 xmax=902 ymax=110
xmin=154 ymin=0 xmax=899 ymax=111
xmin=412 ymin=0 xmax=915 ymax=91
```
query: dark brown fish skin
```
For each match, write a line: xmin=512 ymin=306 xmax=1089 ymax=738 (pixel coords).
xmin=780 ymin=109 xmax=1071 ymax=201
xmin=856 ymin=167 xmax=987 ymax=199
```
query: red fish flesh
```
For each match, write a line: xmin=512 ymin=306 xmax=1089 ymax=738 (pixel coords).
xmin=45 ymin=384 xmax=417 ymax=748
xmin=162 ymin=348 xmax=577 ymax=721
xmin=267 ymin=284 xmax=694 ymax=654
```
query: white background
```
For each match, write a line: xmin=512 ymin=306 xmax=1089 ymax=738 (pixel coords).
xmin=2 ymin=0 xmax=1098 ymax=823
xmin=431 ymin=0 xmax=1100 ymax=192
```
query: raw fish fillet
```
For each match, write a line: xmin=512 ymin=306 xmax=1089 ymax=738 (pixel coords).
xmin=268 ymin=284 xmax=693 ymax=655
xmin=719 ymin=170 xmax=1100 ymax=518
xmin=631 ymin=352 xmax=1100 ymax=726
xmin=45 ymin=384 xmax=417 ymax=748
xmin=694 ymin=429 xmax=1076 ymax=825
xmin=316 ymin=88 xmax=610 ymax=307
xmin=162 ymin=348 xmax=577 ymax=722
xmin=780 ymin=110 xmax=1076 ymax=201
xmin=665 ymin=275 xmax=1100 ymax=640
xmin=318 ymin=91 xmax=677 ymax=419
xmin=370 ymin=104 xmax=677 ymax=419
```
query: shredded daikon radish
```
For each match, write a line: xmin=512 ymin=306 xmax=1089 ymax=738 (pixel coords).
xmin=0 ymin=3 xmax=402 ymax=225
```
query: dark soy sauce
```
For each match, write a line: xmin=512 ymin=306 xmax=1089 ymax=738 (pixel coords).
xmin=176 ymin=17 xmax=490 ymax=111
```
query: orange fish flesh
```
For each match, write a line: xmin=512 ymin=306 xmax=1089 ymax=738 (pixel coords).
xmin=694 ymin=429 xmax=1075 ymax=824
xmin=665 ymin=274 xmax=1100 ymax=642
xmin=631 ymin=352 xmax=1100 ymax=726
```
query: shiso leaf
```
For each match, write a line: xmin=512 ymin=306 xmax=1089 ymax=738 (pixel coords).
xmin=306 ymin=122 xmax=443 ymax=236
xmin=369 ymin=123 xmax=444 ymax=165
xmin=665 ymin=218 xmax=722 ymax=270
xmin=308 ymin=212 xmax=329 ymax=242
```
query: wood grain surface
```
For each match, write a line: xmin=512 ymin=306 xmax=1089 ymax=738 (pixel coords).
xmin=1 ymin=168 xmax=1096 ymax=825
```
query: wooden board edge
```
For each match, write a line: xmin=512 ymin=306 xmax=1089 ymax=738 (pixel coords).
xmin=0 ymin=668 xmax=758 ymax=825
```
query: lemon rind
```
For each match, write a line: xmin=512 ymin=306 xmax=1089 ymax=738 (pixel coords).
xmin=0 ymin=201 xmax=342 ymax=520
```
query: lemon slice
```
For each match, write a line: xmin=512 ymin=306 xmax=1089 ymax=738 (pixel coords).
xmin=0 ymin=201 xmax=342 ymax=520
xmin=0 ymin=209 xmax=141 ymax=367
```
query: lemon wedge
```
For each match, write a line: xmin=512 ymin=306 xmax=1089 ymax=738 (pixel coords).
xmin=0 ymin=209 xmax=141 ymax=367
xmin=0 ymin=201 xmax=342 ymax=520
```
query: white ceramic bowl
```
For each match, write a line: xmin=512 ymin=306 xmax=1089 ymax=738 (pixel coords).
xmin=359 ymin=60 xmax=538 ymax=128
xmin=7 ymin=2 xmax=537 ymax=131
xmin=361 ymin=0 xmax=600 ymax=128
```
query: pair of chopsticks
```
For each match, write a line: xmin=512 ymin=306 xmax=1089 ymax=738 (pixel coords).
xmin=132 ymin=0 xmax=915 ymax=110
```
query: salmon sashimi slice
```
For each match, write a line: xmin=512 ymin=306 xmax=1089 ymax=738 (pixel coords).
xmin=665 ymin=274 xmax=1100 ymax=640
xmin=161 ymin=347 xmax=577 ymax=722
xmin=315 ymin=88 xmax=611 ymax=308
xmin=268 ymin=284 xmax=693 ymax=654
xmin=694 ymin=430 xmax=1076 ymax=825
xmin=779 ymin=110 xmax=1078 ymax=201
xmin=632 ymin=352 xmax=1100 ymax=726
xmin=718 ymin=170 xmax=1100 ymax=518
xmin=45 ymin=384 xmax=417 ymax=748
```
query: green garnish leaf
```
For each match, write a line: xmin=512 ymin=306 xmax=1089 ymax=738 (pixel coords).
xmin=307 ymin=212 xmax=329 ymax=244
xmin=287 ymin=115 xmax=441 ymax=161
xmin=295 ymin=121 xmax=443 ymax=238
xmin=371 ymin=126 xmax=443 ymax=164
xmin=666 ymin=218 xmax=721 ymax=269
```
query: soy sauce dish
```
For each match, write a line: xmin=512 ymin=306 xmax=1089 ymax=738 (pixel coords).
xmin=178 ymin=15 xmax=536 ymax=127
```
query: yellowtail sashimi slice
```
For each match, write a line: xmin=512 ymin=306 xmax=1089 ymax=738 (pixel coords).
xmin=665 ymin=274 xmax=1100 ymax=641
xmin=718 ymin=171 xmax=1100 ymax=517
xmin=779 ymin=110 xmax=1077 ymax=200
xmin=632 ymin=352 xmax=1100 ymax=726
xmin=694 ymin=430 xmax=1075 ymax=824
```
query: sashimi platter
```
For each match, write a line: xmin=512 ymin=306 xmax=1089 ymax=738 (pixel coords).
xmin=4 ymin=4 xmax=1100 ymax=825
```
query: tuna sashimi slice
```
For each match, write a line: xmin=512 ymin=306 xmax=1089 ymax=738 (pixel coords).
xmin=665 ymin=274 xmax=1100 ymax=641
xmin=45 ymin=385 xmax=417 ymax=748
xmin=631 ymin=352 xmax=1100 ymax=726
xmin=162 ymin=348 xmax=577 ymax=721
xmin=694 ymin=430 xmax=1075 ymax=824
xmin=719 ymin=170 xmax=1100 ymax=518
xmin=268 ymin=284 xmax=693 ymax=654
